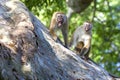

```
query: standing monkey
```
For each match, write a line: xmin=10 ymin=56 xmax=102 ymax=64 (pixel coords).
xmin=70 ymin=22 xmax=92 ymax=59
xmin=49 ymin=12 xmax=68 ymax=48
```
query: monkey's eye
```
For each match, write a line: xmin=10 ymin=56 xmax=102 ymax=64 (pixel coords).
xmin=57 ymin=15 xmax=63 ymax=22
xmin=57 ymin=15 xmax=62 ymax=18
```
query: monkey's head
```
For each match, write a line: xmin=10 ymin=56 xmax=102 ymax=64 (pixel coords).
xmin=83 ymin=22 xmax=92 ymax=32
xmin=56 ymin=13 xmax=64 ymax=27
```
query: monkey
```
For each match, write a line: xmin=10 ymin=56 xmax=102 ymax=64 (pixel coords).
xmin=49 ymin=12 xmax=68 ymax=48
xmin=69 ymin=21 xmax=92 ymax=59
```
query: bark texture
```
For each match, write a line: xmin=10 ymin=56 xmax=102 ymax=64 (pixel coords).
xmin=0 ymin=0 xmax=119 ymax=80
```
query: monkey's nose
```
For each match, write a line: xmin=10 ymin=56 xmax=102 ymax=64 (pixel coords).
xmin=85 ymin=27 xmax=89 ymax=31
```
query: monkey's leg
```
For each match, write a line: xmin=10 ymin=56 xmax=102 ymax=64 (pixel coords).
xmin=79 ymin=47 xmax=90 ymax=60
xmin=56 ymin=37 xmax=64 ymax=46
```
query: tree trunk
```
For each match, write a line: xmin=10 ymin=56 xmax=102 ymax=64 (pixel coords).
xmin=0 ymin=0 xmax=119 ymax=80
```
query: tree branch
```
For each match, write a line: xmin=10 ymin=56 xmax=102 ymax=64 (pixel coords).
xmin=92 ymin=0 xmax=97 ymax=22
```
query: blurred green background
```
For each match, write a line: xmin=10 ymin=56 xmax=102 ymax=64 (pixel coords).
xmin=21 ymin=0 xmax=120 ymax=76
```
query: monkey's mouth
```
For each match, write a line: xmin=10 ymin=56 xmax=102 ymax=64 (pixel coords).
xmin=57 ymin=19 xmax=64 ymax=27
xmin=58 ymin=21 xmax=63 ymax=27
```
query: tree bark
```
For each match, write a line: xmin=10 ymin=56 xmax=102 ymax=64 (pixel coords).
xmin=0 ymin=0 xmax=119 ymax=80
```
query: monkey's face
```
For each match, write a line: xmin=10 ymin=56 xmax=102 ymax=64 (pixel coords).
xmin=83 ymin=22 xmax=92 ymax=32
xmin=56 ymin=14 xmax=64 ymax=27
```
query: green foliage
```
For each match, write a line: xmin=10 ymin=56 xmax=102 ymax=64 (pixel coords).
xmin=21 ymin=0 xmax=120 ymax=76
xmin=21 ymin=0 xmax=66 ymax=27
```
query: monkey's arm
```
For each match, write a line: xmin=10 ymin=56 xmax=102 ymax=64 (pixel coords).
xmin=62 ymin=24 xmax=68 ymax=48
xmin=49 ymin=29 xmax=57 ymax=41
xmin=49 ymin=16 xmax=58 ymax=41
xmin=69 ymin=30 xmax=79 ymax=48
xmin=49 ymin=20 xmax=58 ymax=41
